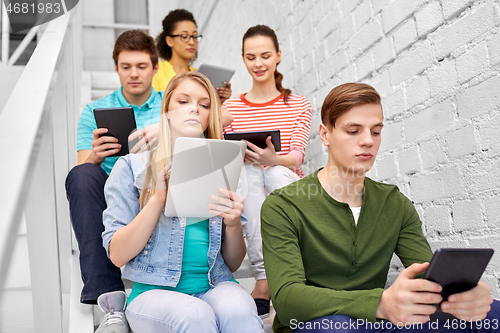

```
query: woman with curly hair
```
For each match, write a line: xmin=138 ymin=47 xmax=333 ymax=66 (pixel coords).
xmin=153 ymin=9 xmax=231 ymax=104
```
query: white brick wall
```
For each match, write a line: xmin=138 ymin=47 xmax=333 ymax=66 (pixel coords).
xmin=181 ymin=0 xmax=500 ymax=295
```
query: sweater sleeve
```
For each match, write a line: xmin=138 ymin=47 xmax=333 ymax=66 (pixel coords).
xmin=261 ymin=194 xmax=384 ymax=328
xmin=396 ymin=195 xmax=433 ymax=267
xmin=289 ymin=97 xmax=312 ymax=166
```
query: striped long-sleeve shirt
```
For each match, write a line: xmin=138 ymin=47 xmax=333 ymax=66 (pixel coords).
xmin=223 ymin=93 xmax=312 ymax=177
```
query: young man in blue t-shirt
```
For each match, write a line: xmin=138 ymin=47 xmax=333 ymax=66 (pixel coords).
xmin=65 ymin=29 xmax=162 ymax=333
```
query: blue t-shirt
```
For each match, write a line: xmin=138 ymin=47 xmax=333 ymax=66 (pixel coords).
xmin=76 ymin=88 xmax=163 ymax=175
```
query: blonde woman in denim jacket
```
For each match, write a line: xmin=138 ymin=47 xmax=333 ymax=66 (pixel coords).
xmin=102 ymin=72 xmax=263 ymax=333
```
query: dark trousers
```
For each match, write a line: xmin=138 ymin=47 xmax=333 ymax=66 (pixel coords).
xmin=293 ymin=300 xmax=500 ymax=332
xmin=65 ymin=163 xmax=124 ymax=304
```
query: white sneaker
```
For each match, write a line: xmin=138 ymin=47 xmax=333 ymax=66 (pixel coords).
xmin=95 ymin=291 xmax=130 ymax=333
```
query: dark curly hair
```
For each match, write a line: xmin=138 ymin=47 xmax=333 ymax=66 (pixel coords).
xmin=156 ymin=9 xmax=197 ymax=61
xmin=242 ymin=25 xmax=291 ymax=104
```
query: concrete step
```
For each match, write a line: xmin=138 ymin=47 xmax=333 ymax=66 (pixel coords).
xmin=0 ymin=289 xmax=35 ymax=333
xmin=89 ymin=71 xmax=120 ymax=102
xmin=69 ymin=251 xmax=95 ymax=333
xmin=91 ymin=89 xmax=116 ymax=101
xmin=0 ymin=215 xmax=33 ymax=332
xmin=91 ymin=71 xmax=120 ymax=90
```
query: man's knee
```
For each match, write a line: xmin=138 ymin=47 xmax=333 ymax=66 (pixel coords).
xmin=211 ymin=282 xmax=256 ymax=312
xmin=66 ymin=163 xmax=107 ymax=194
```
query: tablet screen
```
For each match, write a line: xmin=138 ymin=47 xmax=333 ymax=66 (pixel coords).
xmin=423 ymin=248 xmax=494 ymax=321
xmin=225 ymin=130 xmax=281 ymax=152
xmin=197 ymin=63 xmax=235 ymax=88
xmin=94 ymin=107 xmax=137 ymax=156
xmin=164 ymin=137 xmax=246 ymax=217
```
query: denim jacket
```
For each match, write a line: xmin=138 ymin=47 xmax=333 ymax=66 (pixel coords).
xmin=102 ymin=152 xmax=234 ymax=287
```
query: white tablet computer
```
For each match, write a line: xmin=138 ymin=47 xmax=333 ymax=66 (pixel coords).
xmin=197 ymin=63 xmax=235 ymax=88
xmin=164 ymin=137 xmax=246 ymax=217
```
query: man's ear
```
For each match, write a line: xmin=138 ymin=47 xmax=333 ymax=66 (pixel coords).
xmin=319 ymin=123 xmax=330 ymax=146
xmin=115 ymin=64 xmax=119 ymax=73
xmin=153 ymin=63 xmax=159 ymax=75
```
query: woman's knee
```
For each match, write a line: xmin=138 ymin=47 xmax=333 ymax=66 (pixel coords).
xmin=205 ymin=282 xmax=262 ymax=328
xmin=264 ymin=165 xmax=299 ymax=191
xmin=126 ymin=290 xmax=218 ymax=331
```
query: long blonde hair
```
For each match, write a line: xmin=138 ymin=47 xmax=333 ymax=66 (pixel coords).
xmin=139 ymin=72 xmax=223 ymax=208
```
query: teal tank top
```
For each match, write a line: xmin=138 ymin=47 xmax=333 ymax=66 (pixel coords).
xmin=127 ymin=218 xmax=211 ymax=305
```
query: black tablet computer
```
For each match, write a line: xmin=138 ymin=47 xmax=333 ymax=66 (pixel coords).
xmin=225 ymin=130 xmax=281 ymax=152
xmin=424 ymin=248 xmax=494 ymax=321
xmin=94 ymin=107 xmax=137 ymax=157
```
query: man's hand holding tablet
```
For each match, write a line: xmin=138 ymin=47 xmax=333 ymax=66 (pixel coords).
xmin=423 ymin=248 xmax=494 ymax=321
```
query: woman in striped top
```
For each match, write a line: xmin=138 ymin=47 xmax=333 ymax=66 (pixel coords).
xmin=222 ymin=25 xmax=312 ymax=318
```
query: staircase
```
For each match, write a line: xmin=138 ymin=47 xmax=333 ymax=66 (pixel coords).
xmin=0 ymin=216 xmax=36 ymax=333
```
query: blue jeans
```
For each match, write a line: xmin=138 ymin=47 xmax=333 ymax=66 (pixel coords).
xmin=65 ymin=163 xmax=124 ymax=304
xmin=125 ymin=281 xmax=264 ymax=332
xmin=293 ymin=300 xmax=500 ymax=332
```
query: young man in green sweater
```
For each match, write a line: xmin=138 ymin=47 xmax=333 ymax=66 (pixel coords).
xmin=261 ymin=83 xmax=498 ymax=332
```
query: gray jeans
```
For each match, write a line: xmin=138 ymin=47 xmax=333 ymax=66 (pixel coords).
xmin=237 ymin=164 xmax=300 ymax=280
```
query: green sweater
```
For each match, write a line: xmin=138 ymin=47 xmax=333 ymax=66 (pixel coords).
xmin=261 ymin=169 xmax=433 ymax=333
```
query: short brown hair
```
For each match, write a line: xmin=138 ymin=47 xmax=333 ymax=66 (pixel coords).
xmin=113 ymin=30 xmax=159 ymax=67
xmin=321 ymin=83 xmax=381 ymax=128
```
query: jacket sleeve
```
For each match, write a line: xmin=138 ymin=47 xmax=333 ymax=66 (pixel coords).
xmin=261 ymin=194 xmax=384 ymax=327
xmin=102 ymin=156 xmax=141 ymax=258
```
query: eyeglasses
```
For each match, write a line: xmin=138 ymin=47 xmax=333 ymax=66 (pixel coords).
xmin=170 ymin=34 xmax=203 ymax=43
